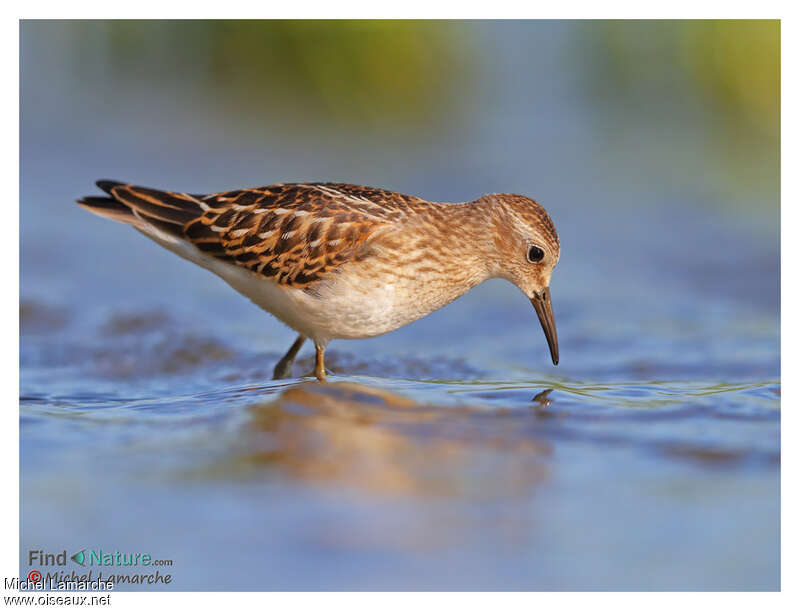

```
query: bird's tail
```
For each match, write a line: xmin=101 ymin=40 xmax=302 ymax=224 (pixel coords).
xmin=77 ymin=179 xmax=208 ymax=238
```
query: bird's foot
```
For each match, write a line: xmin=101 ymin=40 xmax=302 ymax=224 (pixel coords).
xmin=302 ymin=367 xmax=334 ymax=381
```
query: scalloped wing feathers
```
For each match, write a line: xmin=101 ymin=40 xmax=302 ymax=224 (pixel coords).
xmin=82 ymin=182 xmax=430 ymax=288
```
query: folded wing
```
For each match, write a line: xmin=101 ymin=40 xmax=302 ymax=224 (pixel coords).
xmin=78 ymin=181 xmax=419 ymax=288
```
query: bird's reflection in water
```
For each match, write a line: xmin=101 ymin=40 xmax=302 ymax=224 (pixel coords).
xmin=241 ymin=381 xmax=552 ymax=501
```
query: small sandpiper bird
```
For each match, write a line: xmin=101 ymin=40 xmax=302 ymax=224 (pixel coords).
xmin=78 ymin=180 xmax=560 ymax=381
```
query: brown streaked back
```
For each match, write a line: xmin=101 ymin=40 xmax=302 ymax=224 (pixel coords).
xmin=78 ymin=181 xmax=434 ymax=288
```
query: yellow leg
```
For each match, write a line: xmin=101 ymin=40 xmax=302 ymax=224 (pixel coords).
xmin=314 ymin=344 xmax=327 ymax=382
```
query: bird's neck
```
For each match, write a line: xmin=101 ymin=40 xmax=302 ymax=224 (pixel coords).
xmin=351 ymin=200 xmax=502 ymax=324
xmin=411 ymin=199 xmax=501 ymax=291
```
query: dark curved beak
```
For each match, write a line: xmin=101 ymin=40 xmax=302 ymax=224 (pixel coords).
xmin=530 ymin=287 xmax=559 ymax=365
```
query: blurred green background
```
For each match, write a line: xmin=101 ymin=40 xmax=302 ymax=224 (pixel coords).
xmin=49 ymin=19 xmax=778 ymax=203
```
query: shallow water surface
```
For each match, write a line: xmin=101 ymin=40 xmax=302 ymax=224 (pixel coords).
xmin=20 ymin=285 xmax=779 ymax=590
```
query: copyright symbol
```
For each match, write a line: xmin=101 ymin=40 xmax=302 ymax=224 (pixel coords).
xmin=27 ymin=570 xmax=42 ymax=582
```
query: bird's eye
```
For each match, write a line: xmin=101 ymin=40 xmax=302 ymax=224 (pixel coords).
xmin=527 ymin=245 xmax=545 ymax=263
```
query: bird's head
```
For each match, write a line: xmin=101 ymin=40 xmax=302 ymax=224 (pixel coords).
xmin=479 ymin=193 xmax=561 ymax=365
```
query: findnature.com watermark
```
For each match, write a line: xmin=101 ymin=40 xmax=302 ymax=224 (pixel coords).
xmin=29 ymin=549 xmax=173 ymax=568
xmin=21 ymin=548 xmax=175 ymax=587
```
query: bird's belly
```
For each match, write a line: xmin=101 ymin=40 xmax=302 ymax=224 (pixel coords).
xmin=221 ymin=264 xmax=459 ymax=343
xmin=299 ymin=275 xmax=433 ymax=341
xmin=171 ymin=242 xmax=471 ymax=343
